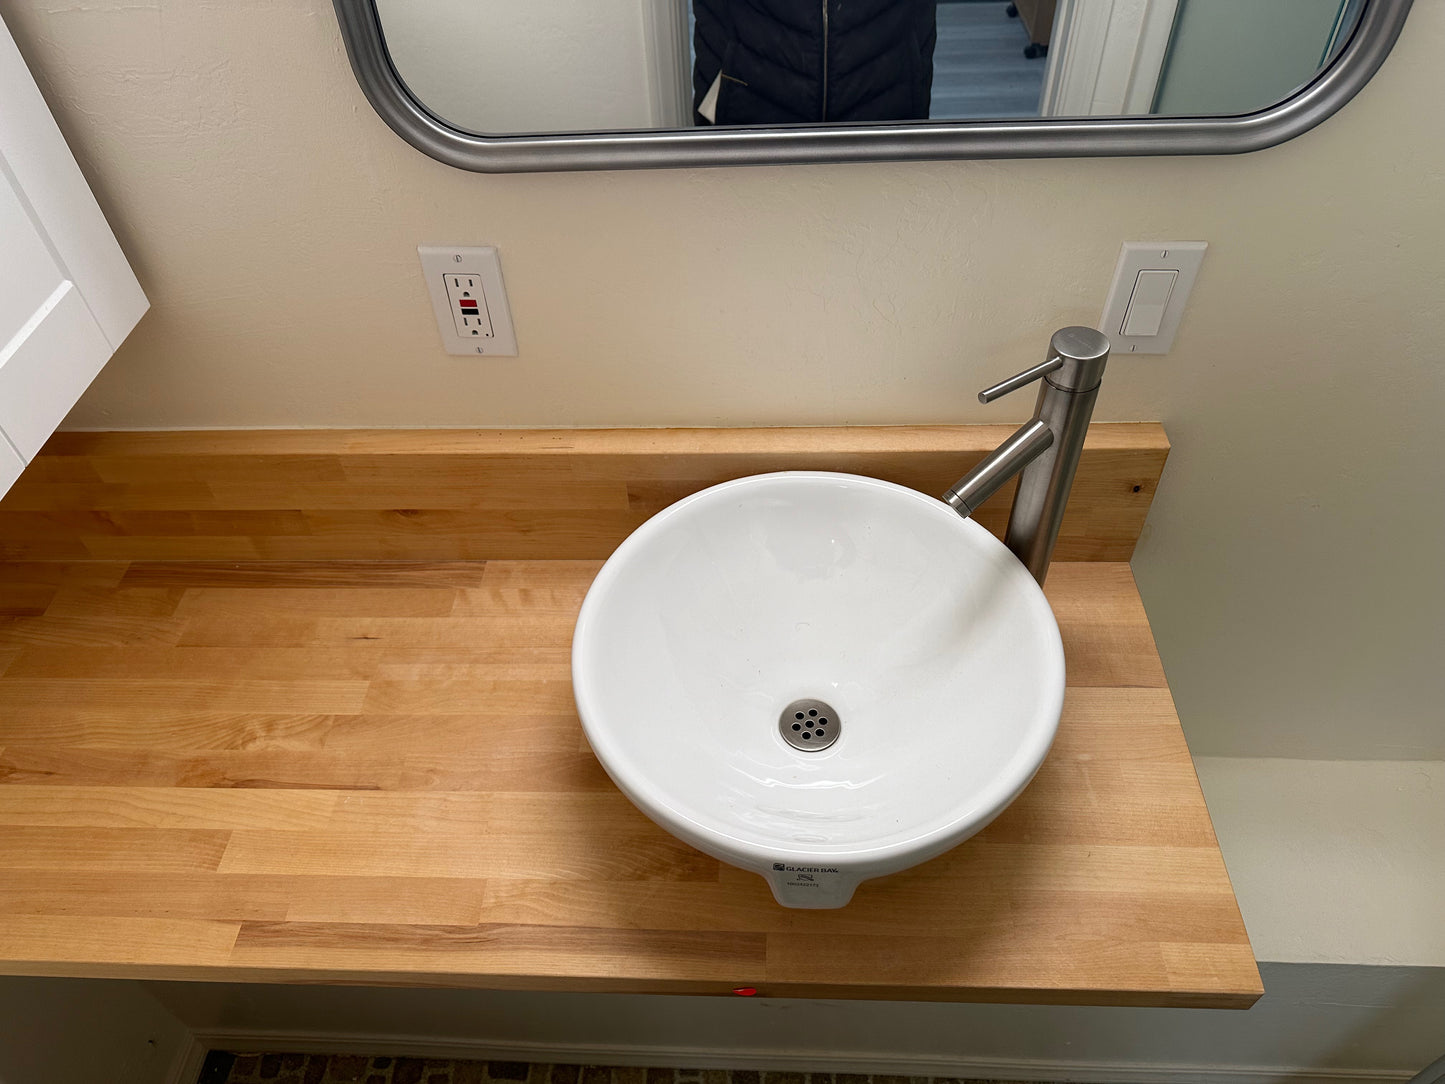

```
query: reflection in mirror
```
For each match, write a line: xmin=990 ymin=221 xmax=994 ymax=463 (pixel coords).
xmin=374 ymin=0 xmax=1367 ymax=136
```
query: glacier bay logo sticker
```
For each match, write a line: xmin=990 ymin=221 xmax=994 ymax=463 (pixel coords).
xmin=771 ymin=862 xmax=841 ymax=887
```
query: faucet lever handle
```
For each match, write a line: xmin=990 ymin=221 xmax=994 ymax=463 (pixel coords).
xmin=979 ymin=327 xmax=1113 ymax=403
xmin=978 ymin=355 xmax=1065 ymax=404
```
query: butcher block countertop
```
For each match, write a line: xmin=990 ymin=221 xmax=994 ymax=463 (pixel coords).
xmin=0 ymin=425 xmax=1262 ymax=1007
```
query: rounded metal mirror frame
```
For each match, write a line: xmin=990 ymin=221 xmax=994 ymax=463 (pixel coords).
xmin=332 ymin=0 xmax=1413 ymax=174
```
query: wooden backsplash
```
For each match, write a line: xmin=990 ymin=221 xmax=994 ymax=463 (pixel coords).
xmin=0 ymin=425 xmax=1167 ymax=562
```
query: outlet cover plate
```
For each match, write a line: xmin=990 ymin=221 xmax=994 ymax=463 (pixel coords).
xmin=419 ymin=245 xmax=518 ymax=356
xmin=1099 ymin=241 xmax=1207 ymax=355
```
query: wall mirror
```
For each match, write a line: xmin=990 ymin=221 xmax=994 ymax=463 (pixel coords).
xmin=332 ymin=0 xmax=1412 ymax=172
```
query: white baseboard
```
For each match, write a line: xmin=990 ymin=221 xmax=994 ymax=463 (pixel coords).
xmin=189 ymin=1027 xmax=1416 ymax=1084
xmin=166 ymin=1035 xmax=210 ymax=1084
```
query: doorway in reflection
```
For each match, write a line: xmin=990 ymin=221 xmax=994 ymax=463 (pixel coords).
xmin=932 ymin=0 xmax=1049 ymax=119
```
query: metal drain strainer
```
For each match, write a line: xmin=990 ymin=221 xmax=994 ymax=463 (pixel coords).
xmin=779 ymin=698 xmax=840 ymax=751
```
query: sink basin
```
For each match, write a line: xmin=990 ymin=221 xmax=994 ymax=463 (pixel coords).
xmin=571 ymin=471 xmax=1065 ymax=908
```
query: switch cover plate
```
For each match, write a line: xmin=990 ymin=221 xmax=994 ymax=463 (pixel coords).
xmin=1099 ymin=241 xmax=1207 ymax=355
xmin=418 ymin=245 xmax=518 ymax=356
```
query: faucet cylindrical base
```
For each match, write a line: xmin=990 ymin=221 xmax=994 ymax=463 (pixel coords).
xmin=1005 ymin=380 xmax=1102 ymax=583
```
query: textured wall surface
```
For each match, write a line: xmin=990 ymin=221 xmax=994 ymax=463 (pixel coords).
xmin=0 ymin=0 xmax=1442 ymax=759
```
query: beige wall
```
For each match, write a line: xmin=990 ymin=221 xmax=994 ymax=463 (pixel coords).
xmin=1196 ymin=758 xmax=1445 ymax=966
xmin=1 ymin=0 xmax=1441 ymax=760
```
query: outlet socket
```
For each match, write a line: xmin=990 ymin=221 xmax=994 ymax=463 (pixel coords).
xmin=418 ymin=245 xmax=518 ymax=356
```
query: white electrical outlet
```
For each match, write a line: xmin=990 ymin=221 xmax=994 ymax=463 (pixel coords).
xmin=443 ymin=271 xmax=492 ymax=338
xmin=418 ymin=245 xmax=518 ymax=356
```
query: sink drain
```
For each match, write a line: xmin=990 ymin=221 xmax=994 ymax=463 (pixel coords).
xmin=779 ymin=698 xmax=840 ymax=751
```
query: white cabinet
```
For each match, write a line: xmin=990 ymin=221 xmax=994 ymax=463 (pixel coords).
xmin=0 ymin=173 xmax=115 ymax=460
xmin=0 ymin=12 xmax=147 ymax=488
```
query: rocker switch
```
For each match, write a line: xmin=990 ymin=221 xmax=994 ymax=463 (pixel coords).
xmin=1121 ymin=270 xmax=1177 ymax=338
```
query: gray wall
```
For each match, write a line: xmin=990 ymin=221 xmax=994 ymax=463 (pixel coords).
xmin=0 ymin=977 xmax=193 ymax=1084
xmin=1154 ymin=0 xmax=1345 ymax=114
xmin=146 ymin=965 xmax=1445 ymax=1081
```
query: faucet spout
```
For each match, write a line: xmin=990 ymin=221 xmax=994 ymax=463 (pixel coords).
xmin=943 ymin=418 xmax=1053 ymax=517
xmin=941 ymin=326 xmax=1111 ymax=584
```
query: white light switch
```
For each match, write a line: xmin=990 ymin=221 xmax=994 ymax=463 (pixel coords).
xmin=1099 ymin=241 xmax=1207 ymax=355
xmin=1121 ymin=270 xmax=1177 ymax=337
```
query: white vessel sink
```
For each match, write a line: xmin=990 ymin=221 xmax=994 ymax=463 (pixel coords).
xmin=571 ymin=472 xmax=1065 ymax=908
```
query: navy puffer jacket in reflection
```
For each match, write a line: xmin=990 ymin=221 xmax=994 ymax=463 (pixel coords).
xmin=692 ymin=0 xmax=937 ymax=124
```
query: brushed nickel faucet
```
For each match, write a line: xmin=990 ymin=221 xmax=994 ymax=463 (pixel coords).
xmin=943 ymin=326 xmax=1111 ymax=585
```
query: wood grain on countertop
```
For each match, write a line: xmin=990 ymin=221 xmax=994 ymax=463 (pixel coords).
xmin=0 ymin=557 xmax=1261 ymax=1006
xmin=0 ymin=425 xmax=1167 ymax=563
